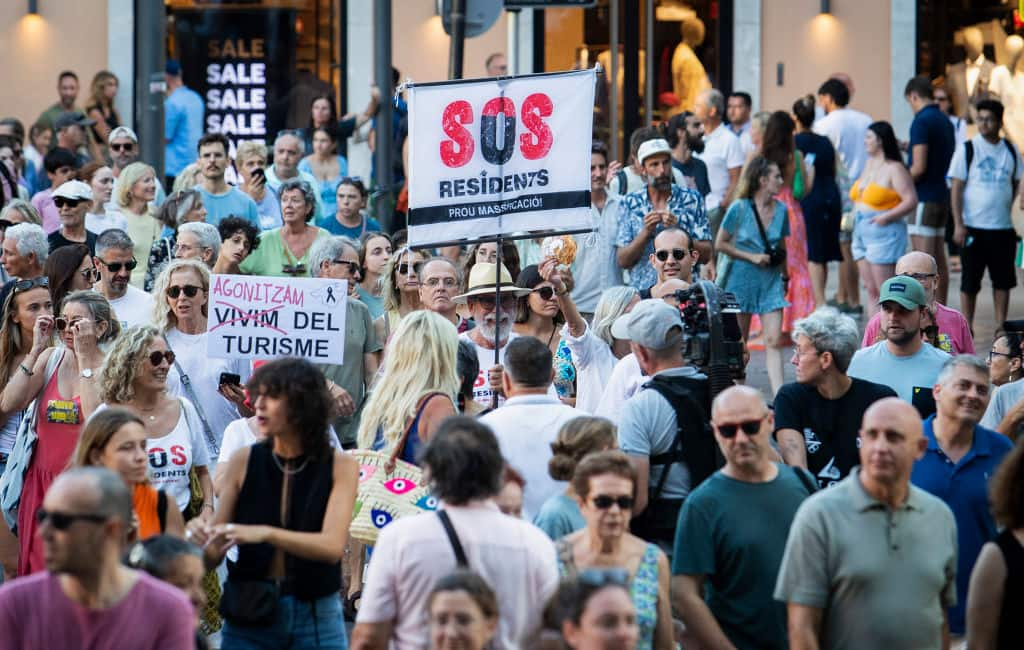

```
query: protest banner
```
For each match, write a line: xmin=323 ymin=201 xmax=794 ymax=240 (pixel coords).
xmin=206 ymin=274 xmax=348 ymax=364
xmin=405 ymin=68 xmax=596 ymax=247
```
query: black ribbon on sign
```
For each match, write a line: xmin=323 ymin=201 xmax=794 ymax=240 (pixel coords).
xmin=326 ymin=286 xmax=336 ymax=303
xmin=408 ymin=190 xmax=590 ymax=227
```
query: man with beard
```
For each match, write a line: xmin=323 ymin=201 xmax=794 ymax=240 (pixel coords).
xmin=193 ymin=133 xmax=260 ymax=227
xmin=666 ymin=111 xmax=710 ymax=198
xmin=848 ymin=276 xmax=949 ymax=410
xmin=418 ymin=257 xmax=472 ymax=333
xmin=93 ymin=229 xmax=153 ymax=329
xmin=266 ymin=131 xmax=325 ymax=222
xmin=640 ymin=228 xmax=699 ymax=299
xmin=911 ymin=355 xmax=1012 ymax=641
xmin=616 ymin=139 xmax=709 ymax=291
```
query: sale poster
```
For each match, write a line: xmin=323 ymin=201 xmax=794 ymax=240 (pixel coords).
xmin=406 ymin=69 xmax=596 ymax=247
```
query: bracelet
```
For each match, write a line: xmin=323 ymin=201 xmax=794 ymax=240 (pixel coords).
xmin=18 ymin=364 xmax=33 ymax=376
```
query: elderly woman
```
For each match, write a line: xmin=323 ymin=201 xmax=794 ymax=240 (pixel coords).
xmin=0 ymin=289 xmax=119 ymax=575
xmin=145 ymin=189 xmax=207 ymax=290
xmin=556 ymin=450 xmax=672 ymax=650
xmin=239 ymin=179 xmax=330 ymax=277
xmin=373 ymin=246 xmax=429 ymax=343
xmin=152 ymin=259 xmax=250 ymax=456
xmin=988 ymin=331 xmax=1024 ymax=387
xmin=114 ymin=162 xmax=162 ymax=287
xmin=174 ymin=222 xmax=220 ymax=267
xmin=213 ymin=217 xmax=260 ymax=275
xmin=44 ymin=243 xmax=96 ymax=311
xmin=0 ymin=200 xmax=43 ymax=227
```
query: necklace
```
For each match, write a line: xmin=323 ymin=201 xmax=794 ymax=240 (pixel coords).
xmin=272 ymin=452 xmax=310 ymax=475
xmin=136 ymin=404 xmax=160 ymax=422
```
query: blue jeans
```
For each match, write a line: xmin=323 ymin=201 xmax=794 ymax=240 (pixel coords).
xmin=221 ymin=593 xmax=347 ymax=649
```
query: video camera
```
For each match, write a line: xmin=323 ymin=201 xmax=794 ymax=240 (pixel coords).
xmin=672 ymin=280 xmax=746 ymax=397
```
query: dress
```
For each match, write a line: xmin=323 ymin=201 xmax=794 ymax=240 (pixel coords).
xmin=553 ymin=339 xmax=576 ymax=400
xmin=795 ymin=132 xmax=842 ymax=264
xmin=719 ymin=199 xmax=790 ymax=314
xmin=776 ymin=187 xmax=816 ymax=332
xmin=18 ymin=353 xmax=82 ymax=575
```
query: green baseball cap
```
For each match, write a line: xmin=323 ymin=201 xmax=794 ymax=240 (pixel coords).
xmin=878 ymin=276 xmax=928 ymax=309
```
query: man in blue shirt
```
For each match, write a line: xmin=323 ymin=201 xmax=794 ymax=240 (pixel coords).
xmin=616 ymin=138 xmax=709 ymax=290
xmin=905 ymin=75 xmax=955 ymax=304
xmin=164 ymin=60 xmax=204 ymax=191
xmin=193 ymin=133 xmax=260 ymax=228
xmin=911 ymin=355 xmax=1012 ymax=639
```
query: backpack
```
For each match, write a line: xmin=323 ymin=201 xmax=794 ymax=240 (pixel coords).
xmin=615 ymin=169 xmax=628 ymax=195
xmin=965 ymin=139 xmax=1018 ymax=189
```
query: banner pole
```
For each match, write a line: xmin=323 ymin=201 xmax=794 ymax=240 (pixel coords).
xmin=492 ymin=237 xmax=503 ymax=410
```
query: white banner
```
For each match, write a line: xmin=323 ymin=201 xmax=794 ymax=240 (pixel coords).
xmin=206 ymin=274 xmax=348 ymax=364
xmin=406 ymin=68 xmax=596 ymax=247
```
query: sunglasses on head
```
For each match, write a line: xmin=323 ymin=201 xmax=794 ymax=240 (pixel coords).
xmin=13 ymin=277 xmax=48 ymax=293
xmin=148 ymin=350 xmax=176 ymax=366
xmin=655 ymin=248 xmax=690 ymax=262
xmin=282 ymin=263 xmax=307 ymax=276
xmin=96 ymin=258 xmax=138 ymax=274
xmin=591 ymin=494 xmax=634 ymax=510
xmin=53 ymin=197 xmax=86 ymax=209
xmin=397 ymin=261 xmax=424 ymax=276
xmin=533 ymin=286 xmax=557 ymax=300
xmin=332 ymin=260 xmax=361 ymax=276
xmin=716 ymin=419 xmax=763 ymax=438
xmin=166 ymin=284 xmax=202 ymax=299
xmin=36 ymin=509 xmax=107 ymax=530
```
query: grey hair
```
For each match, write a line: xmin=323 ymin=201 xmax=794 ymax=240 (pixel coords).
xmin=177 ymin=222 xmax=221 ymax=263
xmin=309 ymin=235 xmax=360 ymax=278
xmin=58 ymin=467 xmax=134 ymax=527
xmin=417 ymin=256 xmax=463 ymax=285
xmin=278 ymin=178 xmax=317 ymax=221
xmin=592 ymin=286 xmax=640 ymax=348
xmin=792 ymin=307 xmax=860 ymax=373
xmin=5 ymin=223 xmax=49 ymax=265
xmin=95 ymin=228 xmax=134 ymax=257
xmin=702 ymin=88 xmax=725 ymax=117
xmin=936 ymin=354 xmax=990 ymax=386
xmin=273 ymin=131 xmax=303 ymax=148
xmin=0 ymin=199 xmax=42 ymax=226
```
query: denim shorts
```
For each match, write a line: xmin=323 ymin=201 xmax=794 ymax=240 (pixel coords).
xmin=851 ymin=209 xmax=908 ymax=264
xmin=221 ymin=593 xmax=347 ymax=650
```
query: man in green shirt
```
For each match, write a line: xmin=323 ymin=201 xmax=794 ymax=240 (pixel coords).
xmin=36 ymin=71 xmax=82 ymax=133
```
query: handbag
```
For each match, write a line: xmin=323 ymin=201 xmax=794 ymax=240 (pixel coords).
xmin=0 ymin=349 xmax=64 ymax=533
xmin=220 ymin=577 xmax=280 ymax=627
xmin=349 ymin=394 xmax=445 ymax=544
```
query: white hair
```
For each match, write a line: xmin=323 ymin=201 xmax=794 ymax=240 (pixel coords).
xmin=309 ymin=235 xmax=360 ymax=278
xmin=177 ymin=222 xmax=221 ymax=263
xmin=5 ymin=223 xmax=49 ymax=265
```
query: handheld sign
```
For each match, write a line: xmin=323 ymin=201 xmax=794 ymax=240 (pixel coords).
xmin=206 ymin=274 xmax=348 ymax=364
xmin=406 ymin=68 xmax=596 ymax=247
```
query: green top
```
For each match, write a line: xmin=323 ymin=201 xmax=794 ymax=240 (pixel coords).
xmin=318 ymin=299 xmax=382 ymax=445
xmin=239 ymin=226 xmax=330 ymax=278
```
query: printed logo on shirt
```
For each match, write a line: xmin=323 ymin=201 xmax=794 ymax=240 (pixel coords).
xmin=45 ymin=399 xmax=80 ymax=425
xmin=936 ymin=333 xmax=952 ymax=354
xmin=817 ymin=457 xmax=841 ymax=488
xmin=149 ymin=445 xmax=189 ymax=480
xmin=803 ymin=428 xmax=822 ymax=454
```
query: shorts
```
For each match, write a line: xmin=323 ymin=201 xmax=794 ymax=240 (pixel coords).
xmin=851 ymin=209 xmax=908 ymax=264
xmin=960 ymin=227 xmax=1019 ymax=294
xmin=907 ymin=201 xmax=948 ymax=238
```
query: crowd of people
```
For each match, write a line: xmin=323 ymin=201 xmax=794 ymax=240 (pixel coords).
xmin=0 ymin=58 xmax=1019 ymax=650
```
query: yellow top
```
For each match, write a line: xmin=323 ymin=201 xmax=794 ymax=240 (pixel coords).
xmin=850 ymin=180 xmax=901 ymax=211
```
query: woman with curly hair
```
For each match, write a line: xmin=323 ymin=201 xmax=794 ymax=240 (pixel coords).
xmin=96 ymin=325 xmax=213 ymax=523
xmin=43 ymin=243 xmax=96 ymax=312
xmin=145 ymin=189 xmax=207 ymax=291
xmin=373 ymin=246 xmax=429 ymax=344
xmin=213 ymin=216 xmax=260 ymax=276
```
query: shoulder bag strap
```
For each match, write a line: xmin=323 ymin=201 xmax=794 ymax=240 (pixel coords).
xmin=157 ymin=489 xmax=168 ymax=532
xmin=751 ymin=199 xmax=775 ymax=255
xmin=437 ymin=510 xmax=469 ymax=568
xmin=386 ymin=392 xmax=446 ymax=471
xmin=163 ymin=335 xmax=220 ymax=458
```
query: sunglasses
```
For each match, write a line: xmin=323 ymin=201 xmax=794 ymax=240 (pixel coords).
xmin=655 ymin=248 xmax=690 ymax=262
xmin=282 ymin=263 xmax=307 ymax=276
xmin=13 ymin=277 xmax=48 ymax=293
xmin=53 ymin=197 xmax=86 ymax=209
xmin=716 ymin=419 xmax=763 ymax=438
xmin=148 ymin=350 xmax=176 ymax=366
xmin=397 ymin=261 xmax=424 ymax=276
xmin=533 ymin=286 xmax=557 ymax=300
xmin=109 ymin=142 xmax=135 ymax=152
xmin=36 ymin=508 xmax=107 ymax=530
xmin=332 ymin=260 xmax=362 ymax=276
xmin=474 ymin=295 xmax=518 ymax=310
xmin=577 ymin=567 xmax=630 ymax=588
xmin=80 ymin=267 xmax=98 ymax=283
xmin=54 ymin=316 xmax=87 ymax=331
xmin=96 ymin=258 xmax=138 ymax=274
xmin=166 ymin=284 xmax=202 ymax=299
xmin=591 ymin=494 xmax=634 ymax=510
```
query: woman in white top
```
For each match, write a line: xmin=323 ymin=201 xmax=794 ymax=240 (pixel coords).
xmin=79 ymin=161 xmax=126 ymax=235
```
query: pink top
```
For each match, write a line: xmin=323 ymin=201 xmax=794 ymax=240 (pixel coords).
xmin=0 ymin=571 xmax=195 ymax=649
xmin=861 ymin=302 xmax=975 ymax=355
xmin=30 ymin=189 xmax=61 ymax=234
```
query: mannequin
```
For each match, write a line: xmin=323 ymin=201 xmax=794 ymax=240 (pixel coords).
xmin=946 ymin=27 xmax=995 ymax=122
xmin=670 ymin=16 xmax=711 ymax=115
xmin=992 ymin=35 xmax=1024 ymax=148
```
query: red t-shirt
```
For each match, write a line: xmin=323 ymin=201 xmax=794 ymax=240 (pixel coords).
xmin=0 ymin=571 xmax=195 ymax=650
xmin=861 ymin=302 xmax=975 ymax=355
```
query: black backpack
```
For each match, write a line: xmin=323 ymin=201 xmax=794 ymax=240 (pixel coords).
xmin=964 ymin=139 xmax=1018 ymax=190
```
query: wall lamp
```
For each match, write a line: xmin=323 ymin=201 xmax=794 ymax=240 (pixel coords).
xmin=28 ymin=0 xmax=38 ymax=14
xmin=820 ymin=0 xmax=830 ymax=13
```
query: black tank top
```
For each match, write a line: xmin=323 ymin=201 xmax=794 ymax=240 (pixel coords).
xmin=230 ymin=440 xmax=339 ymax=600
xmin=996 ymin=529 xmax=1024 ymax=649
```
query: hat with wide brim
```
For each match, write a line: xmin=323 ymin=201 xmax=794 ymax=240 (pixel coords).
xmin=452 ymin=262 xmax=531 ymax=304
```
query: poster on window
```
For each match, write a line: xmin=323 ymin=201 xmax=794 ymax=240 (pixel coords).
xmin=406 ymin=68 xmax=596 ymax=247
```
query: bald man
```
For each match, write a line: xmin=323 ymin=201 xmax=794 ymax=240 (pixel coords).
xmin=776 ymin=398 xmax=958 ymax=650
xmin=861 ymin=251 xmax=974 ymax=354
xmin=673 ymin=386 xmax=814 ymax=650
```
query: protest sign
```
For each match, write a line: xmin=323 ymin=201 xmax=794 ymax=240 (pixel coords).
xmin=406 ymin=68 xmax=596 ymax=247
xmin=206 ymin=274 xmax=348 ymax=364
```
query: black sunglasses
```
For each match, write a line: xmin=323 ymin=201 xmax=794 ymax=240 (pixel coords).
xmin=716 ymin=419 xmax=763 ymax=438
xmin=397 ymin=261 xmax=425 ymax=276
xmin=282 ymin=263 xmax=307 ymax=276
xmin=13 ymin=277 xmax=49 ymax=293
xmin=109 ymin=142 xmax=135 ymax=152
xmin=655 ymin=248 xmax=690 ymax=262
xmin=333 ymin=260 xmax=362 ymax=276
xmin=96 ymin=258 xmax=138 ymax=273
xmin=475 ymin=294 xmax=518 ymax=310
xmin=148 ymin=350 xmax=176 ymax=366
xmin=36 ymin=508 xmax=108 ymax=530
xmin=577 ymin=567 xmax=630 ymax=588
xmin=166 ymin=284 xmax=202 ymax=299
xmin=533 ymin=286 xmax=557 ymax=300
xmin=53 ymin=197 xmax=87 ymax=209
xmin=80 ymin=267 xmax=98 ymax=283
xmin=591 ymin=494 xmax=634 ymax=510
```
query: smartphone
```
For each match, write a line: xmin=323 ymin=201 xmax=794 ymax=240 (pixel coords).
xmin=219 ymin=372 xmax=242 ymax=387
xmin=252 ymin=168 xmax=266 ymax=183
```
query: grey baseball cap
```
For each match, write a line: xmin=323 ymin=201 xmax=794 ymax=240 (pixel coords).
xmin=610 ymin=299 xmax=683 ymax=349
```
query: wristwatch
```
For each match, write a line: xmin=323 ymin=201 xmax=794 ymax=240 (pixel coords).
xmin=80 ymin=368 xmax=95 ymax=379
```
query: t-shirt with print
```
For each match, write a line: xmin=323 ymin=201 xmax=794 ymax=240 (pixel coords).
xmin=908 ymin=104 xmax=956 ymax=202
xmin=773 ymin=379 xmax=897 ymax=489
xmin=946 ymin=135 xmax=1023 ymax=229
xmin=458 ymin=332 xmax=561 ymax=407
xmin=145 ymin=399 xmax=211 ymax=511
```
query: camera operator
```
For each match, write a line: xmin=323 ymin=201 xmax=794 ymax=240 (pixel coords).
xmin=639 ymin=228 xmax=700 ymax=299
xmin=981 ymin=320 xmax=1024 ymax=439
xmin=614 ymin=300 xmax=717 ymax=554
xmin=774 ymin=308 xmax=896 ymax=488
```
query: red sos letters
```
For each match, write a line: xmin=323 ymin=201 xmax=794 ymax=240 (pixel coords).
xmin=440 ymin=93 xmax=554 ymax=167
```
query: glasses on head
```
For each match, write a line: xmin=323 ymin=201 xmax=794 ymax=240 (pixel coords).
xmin=900 ymin=272 xmax=937 ymax=282
xmin=95 ymin=258 xmax=138 ymax=274
xmin=36 ymin=509 xmax=108 ymax=530
xmin=577 ymin=567 xmax=630 ymax=588
xmin=109 ymin=142 xmax=135 ymax=152
xmin=590 ymin=494 xmax=634 ymax=510
xmin=53 ymin=197 xmax=86 ymax=209
xmin=533 ymin=286 xmax=557 ymax=301
xmin=148 ymin=350 xmax=176 ymax=366
xmin=282 ymin=263 xmax=307 ymax=276
xmin=166 ymin=284 xmax=202 ymax=299
xmin=655 ymin=248 xmax=690 ymax=262
xmin=13 ymin=277 xmax=49 ymax=294
xmin=425 ymin=277 xmax=458 ymax=288
xmin=474 ymin=295 xmax=518 ymax=311
xmin=397 ymin=261 xmax=424 ymax=276
xmin=715 ymin=418 xmax=764 ymax=439
xmin=332 ymin=260 xmax=361 ymax=276
xmin=79 ymin=267 xmax=98 ymax=283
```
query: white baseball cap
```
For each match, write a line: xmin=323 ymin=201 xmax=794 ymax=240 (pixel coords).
xmin=52 ymin=180 xmax=93 ymax=202
xmin=637 ymin=138 xmax=673 ymax=165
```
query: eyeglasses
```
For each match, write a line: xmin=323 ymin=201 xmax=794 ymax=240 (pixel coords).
xmin=332 ymin=260 xmax=362 ymax=276
xmin=54 ymin=316 xmax=88 ymax=331
xmin=166 ymin=284 xmax=202 ymax=299
xmin=590 ymin=494 xmax=634 ymax=510
xmin=715 ymin=419 xmax=764 ymax=438
xmin=473 ymin=295 xmax=518 ymax=310
xmin=989 ymin=350 xmax=1016 ymax=362
xmin=397 ymin=261 xmax=424 ymax=276
xmin=109 ymin=142 xmax=135 ymax=152
xmin=148 ymin=350 xmax=176 ymax=366
xmin=425 ymin=277 xmax=458 ymax=288
xmin=80 ymin=267 xmax=98 ymax=283
xmin=95 ymin=258 xmax=138 ymax=274
xmin=577 ymin=567 xmax=630 ymax=588
xmin=655 ymin=248 xmax=690 ymax=262
xmin=172 ymin=243 xmax=209 ymax=256
xmin=900 ymin=272 xmax=937 ymax=282
xmin=533 ymin=286 xmax=557 ymax=300
xmin=53 ymin=197 xmax=86 ymax=209
xmin=13 ymin=277 xmax=49 ymax=293
xmin=36 ymin=509 xmax=108 ymax=530
xmin=282 ymin=263 xmax=307 ymax=276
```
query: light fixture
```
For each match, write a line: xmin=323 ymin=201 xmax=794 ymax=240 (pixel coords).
xmin=820 ymin=0 xmax=830 ymax=13
xmin=27 ymin=0 xmax=38 ymax=14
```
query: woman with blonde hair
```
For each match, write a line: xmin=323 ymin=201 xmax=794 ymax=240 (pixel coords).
xmin=85 ymin=71 xmax=122 ymax=156
xmin=0 ymin=199 xmax=42 ymax=226
xmin=115 ymin=161 xmax=162 ymax=287
xmin=373 ymin=246 xmax=429 ymax=344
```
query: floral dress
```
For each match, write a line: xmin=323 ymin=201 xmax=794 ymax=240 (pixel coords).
xmin=553 ymin=338 xmax=576 ymax=400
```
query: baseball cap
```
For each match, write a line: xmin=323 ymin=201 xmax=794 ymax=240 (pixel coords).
xmin=611 ymin=299 xmax=683 ymax=350
xmin=878 ymin=276 xmax=927 ymax=310
xmin=52 ymin=180 xmax=93 ymax=202
xmin=108 ymin=126 xmax=138 ymax=145
xmin=53 ymin=112 xmax=95 ymax=131
xmin=166 ymin=60 xmax=182 ymax=76
xmin=637 ymin=138 xmax=672 ymax=165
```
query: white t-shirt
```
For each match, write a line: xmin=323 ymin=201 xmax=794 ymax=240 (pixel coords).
xmin=595 ymin=353 xmax=645 ymax=425
xmin=813 ymin=107 xmax=873 ymax=180
xmin=106 ymin=285 xmax=155 ymax=330
xmin=85 ymin=208 xmax=129 ymax=235
xmin=946 ymin=135 xmax=1023 ymax=230
xmin=459 ymin=332 xmax=558 ymax=407
xmin=146 ymin=399 xmax=211 ymax=511
xmin=696 ymin=123 xmax=745 ymax=211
